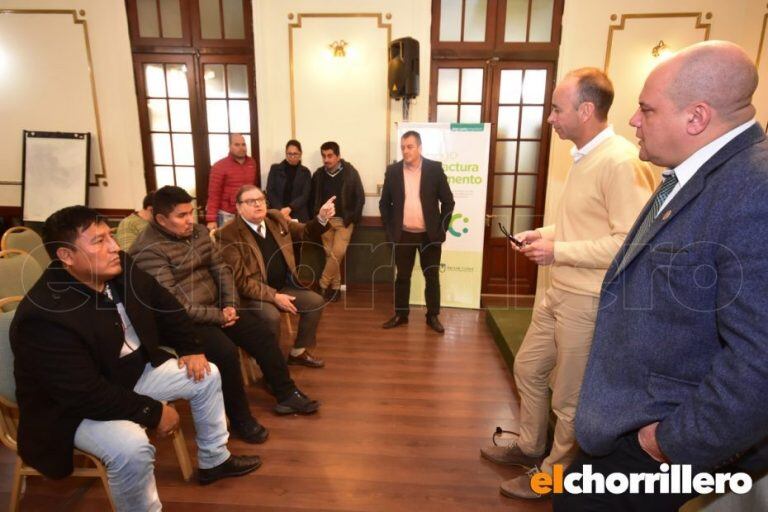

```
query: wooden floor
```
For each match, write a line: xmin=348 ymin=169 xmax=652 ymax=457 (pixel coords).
xmin=0 ymin=289 xmax=551 ymax=512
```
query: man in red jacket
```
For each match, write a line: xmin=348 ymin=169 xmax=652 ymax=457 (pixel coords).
xmin=206 ymin=134 xmax=257 ymax=229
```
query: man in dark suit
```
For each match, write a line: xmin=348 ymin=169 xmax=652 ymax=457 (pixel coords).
xmin=11 ymin=206 xmax=260 ymax=511
xmin=555 ymin=41 xmax=768 ymax=510
xmin=379 ymin=130 xmax=455 ymax=333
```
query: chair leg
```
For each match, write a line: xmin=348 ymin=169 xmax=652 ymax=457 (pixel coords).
xmin=239 ymin=347 xmax=251 ymax=386
xmin=282 ymin=312 xmax=294 ymax=336
xmin=9 ymin=457 xmax=23 ymax=512
xmin=93 ymin=459 xmax=117 ymax=512
xmin=171 ymin=428 xmax=194 ymax=482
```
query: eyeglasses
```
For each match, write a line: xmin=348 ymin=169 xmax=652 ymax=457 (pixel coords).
xmin=286 ymin=152 xmax=301 ymax=157
xmin=239 ymin=198 xmax=266 ymax=206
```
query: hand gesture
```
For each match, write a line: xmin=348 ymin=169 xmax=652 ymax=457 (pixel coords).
xmin=221 ymin=306 xmax=239 ymax=327
xmin=318 ymin=196 xmax=336 ymax=222
xmin=274 ymin=293 xmax=298 ymax=314
xmin=178 ymin=354 xmax=211 ymax=382
xmin=156 ymin=404 xmax=180 ymax=438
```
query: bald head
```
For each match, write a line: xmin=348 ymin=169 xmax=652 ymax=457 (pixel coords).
xmin=660 ymin=40 xmax=758 ymax=123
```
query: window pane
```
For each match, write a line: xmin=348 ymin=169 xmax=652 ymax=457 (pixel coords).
xmin=497 ymin=106 xmax=520 ymax=138
xmin=530 ymin=0 xmax=554 ymax=42
xmin=159 ymin=0 xmax=182 ymax=38
xmin=144 ymin=64 xmax=166 ymax=97
xmin=227 ymin=65 xmax=248 ymax=98
xmin=147 ymin=99 xmax=169 ymax=131
xmin=460 ymin=105 xmax=482 ymax=123
xmin=204 ymin=64 xmax=226 ymax=98
xmin=499 ymin=69 xmax=522 ymax=104
xmin=172 ymin=134 xmax=194 ymax=165
xmin=522 ymin=69 xmax=547 ymax=104
xmin=165 ymin=64 xmax=188 ymax=98
xmin=495 ymin=141 xmax=518 ymax=173
xmin=521 ymin=106 xmax=544 ymax=138
xmin=151 ymin=133 xmax=173 ymax=165
xmin=137 ymin=0 xmax=160 ymax=38
xmin=206 ymin=100 xmax=229 ymax=132
xmin=208 ymin=134 xmax=230 ymax=165
xmin=492 ymin=207 xmax=513 ymax=237
xmin=155 ymin=166 xmax=175 ymax=187
xmin=493 ymin=175 xmax=515 ymax=205
xmin=504 ymin=0 xmax=528 ymax=42
xmin=228 ymin=100 xmax=250 ymax=132
xmin=439 ymin=0 xmax=462 ymax=41
xmin=460 ymin=68 xmax=484 ymax=102
xmin=436 ymin=104 xmax=458 ymax=123
xmin=513 ymin=208 xmax=535 ymax=233
xmin=515 ymin=175 xmax=537 ymax=205
xmin=175 ymin=166 xmax=197 ymax=196
xmin=463 ymin=0 xmax=487 ymax=42
xmin=222 ymin=0 xmax=245 ymax=39
xmin=518 ymin=141 xmax=540 ymax=172
xmin=437 ymin=68 xmax=459 ymax=102
xmin=168 ymin=99 xmax=191 ymax=132
xmin=200 ymin=0 xmax=222 ymax=39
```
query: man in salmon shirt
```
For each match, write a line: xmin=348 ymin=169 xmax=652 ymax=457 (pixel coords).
xmin=206 ymin=134 xmax=257 ymax=229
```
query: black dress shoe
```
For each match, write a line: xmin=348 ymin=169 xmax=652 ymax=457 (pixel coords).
xmin=426 ymin=315 xmax=445 ymax=334
xmin=198 ymin=455 xmax=261 ymax=485
xmin=231 ymin=420 xmax=269 ymax=444
xmin=382 ymin=315 xmax=409 ymax=329
xmin=287 ymin=350 xmax=325 ymax=368
xmin=274 ymin=389 xmax=320 ymax=415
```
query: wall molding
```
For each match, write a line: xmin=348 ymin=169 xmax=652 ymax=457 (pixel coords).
xmin=603 ymin=12 xmax=712 ymax=73
xmin=0 ymin=9 xmax=109 ymax=187
xmin=287 ymin=12 xmax=392 ymax=164
xmin=757 ymin=5 xmax=768 ymax=67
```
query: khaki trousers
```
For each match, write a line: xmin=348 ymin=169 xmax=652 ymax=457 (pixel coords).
xmin=513 ymin=287 xmax=599 ymax=475
xmin=319 ymin=218 xmax=354 ymax=290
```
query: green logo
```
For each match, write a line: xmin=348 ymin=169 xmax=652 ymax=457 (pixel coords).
xmin=448 ymin=213 xmax=470 ymax=237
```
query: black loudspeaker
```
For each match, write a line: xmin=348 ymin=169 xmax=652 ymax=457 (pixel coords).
xmin=388 ymin=37 xmax=419 ymax=99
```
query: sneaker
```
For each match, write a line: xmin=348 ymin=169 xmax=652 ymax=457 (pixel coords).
xmin=274 ymin=389 xmax=320 ymax=415
xmin=480 ymin=443 xmax=541 ymax=467
xmin=500 ymin=466 xmax=546 ymax=499
xmin=287 ymin=350 xmax=325 ymax=368
xmin=198 ymin=455 xmax=261 ymax=485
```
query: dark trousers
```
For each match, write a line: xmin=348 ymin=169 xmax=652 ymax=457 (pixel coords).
xmin=194 ymin=310 xmax=296 ymax=425
xmin=245 ymin=287 xmax=325 ymax=349
xmin=394 ymin=231 xmax=442 ymax=317
xmin=553 ymin=434 xmax=697 ymax=511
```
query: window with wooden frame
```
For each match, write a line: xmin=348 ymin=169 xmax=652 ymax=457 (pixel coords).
xmin=430 ymin=0 xmax=563 ymax=297
xmin=125 ymin=0 xmax=259 ymax=212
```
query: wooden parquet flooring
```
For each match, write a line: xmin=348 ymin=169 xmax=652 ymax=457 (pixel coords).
xmin=0 ymin=289 xmax=550 ymax=511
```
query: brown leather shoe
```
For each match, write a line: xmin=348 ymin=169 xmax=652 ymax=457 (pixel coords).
xmin=287 ymin=350 xmax=325 ymax=368
xmin=500 ymin=469 xmax=546 ymax=499
xmin=426 ymin=315 xmax=445 ymax=333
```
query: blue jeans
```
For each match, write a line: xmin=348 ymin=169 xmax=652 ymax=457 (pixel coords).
xmin=74 ymin=359 xmax=230 ymax=512
xmin=217 ymin=210 xmax=235 ymax=227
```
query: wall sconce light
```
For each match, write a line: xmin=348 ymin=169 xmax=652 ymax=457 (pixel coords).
xmin=329 ymin=40 xmax=348 ymax=58
xmin=651 ymin=40 xmax=671 ymax=59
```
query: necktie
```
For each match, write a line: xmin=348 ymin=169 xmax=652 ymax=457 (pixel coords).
xmin=257 ymin=224 xmax=265 ymax=238
xmin=614 ymin=171 xmax=679 ymax=276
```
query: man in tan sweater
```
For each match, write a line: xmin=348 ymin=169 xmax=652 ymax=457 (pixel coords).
xmin=481 ymin=68 xmax=658 ymax=499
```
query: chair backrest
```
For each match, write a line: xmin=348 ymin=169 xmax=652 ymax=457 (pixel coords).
xmin=1 ymin=227 xmax=51 ymax=270
xmin=0 ymin=299 xmax=18 ymax=406
xmin=0 ymin=251 xmax=43 ymax=312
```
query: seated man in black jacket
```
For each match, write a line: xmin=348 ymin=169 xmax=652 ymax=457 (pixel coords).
xmin=10 ymin=206 xmax=260 ymax=511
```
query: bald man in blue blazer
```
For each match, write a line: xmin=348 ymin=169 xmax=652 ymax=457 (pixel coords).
xmin=555 ymin=41 xmax=768 ymax=511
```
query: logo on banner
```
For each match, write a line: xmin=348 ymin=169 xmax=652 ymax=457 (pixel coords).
xmin=448 ymin=213 xmax=470 ymax=237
